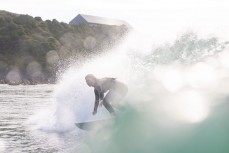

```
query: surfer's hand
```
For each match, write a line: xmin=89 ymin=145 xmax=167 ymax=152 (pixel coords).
xmin=92 ymin=110 xmax=97 ymax=115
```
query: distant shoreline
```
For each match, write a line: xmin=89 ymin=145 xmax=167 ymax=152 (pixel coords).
xmin=0 ymin=79 xmax=55 ymax=85
xmin=0 ymin=10 xmax=129 ymax=86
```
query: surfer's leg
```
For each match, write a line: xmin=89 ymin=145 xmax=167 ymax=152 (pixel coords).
xmin=103 ymin=92 xmax=115 ymax=114
xmin=103 ymin=99 xmax=115 ymax=114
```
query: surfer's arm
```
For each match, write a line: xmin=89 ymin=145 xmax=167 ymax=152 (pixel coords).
xmin=96 ymin=86 xmax=104 ymax=100
xmin=97 ymin=87 xmax=104 ymax=107
xmin=93 ymin=89 xmax=100 ymax=115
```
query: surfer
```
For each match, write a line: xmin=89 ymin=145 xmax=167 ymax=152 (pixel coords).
xmin=85 ymin=74 xmax=128 ymax=115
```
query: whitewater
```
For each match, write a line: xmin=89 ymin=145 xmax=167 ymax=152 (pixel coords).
xmin=2 ymin=9 xmax=229 ymax=152
xmin=24 ymin=28 xmax=229 ymax=153
xmin=1 ymin=0 xmax=229 ymax=152
xmin=0 ymin=31 xmax=229 ymax=153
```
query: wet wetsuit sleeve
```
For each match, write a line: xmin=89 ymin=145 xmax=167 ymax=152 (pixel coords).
xmin=95 ymin=86 xmax=104 ymax=100
xmin=99 ymin=89 xmax=104 ymax=100
xmin=94 ymin=89 xmax=99 ymax=101
xmin=94 ymin=89 xmax=99 ymax=112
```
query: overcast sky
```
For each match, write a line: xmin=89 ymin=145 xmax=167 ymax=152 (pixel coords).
xmin=1 ymin=0 xmax=229 ymax=40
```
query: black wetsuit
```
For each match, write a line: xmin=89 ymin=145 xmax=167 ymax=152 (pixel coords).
xmin=93 ymin=78 xmax=128 ymax=114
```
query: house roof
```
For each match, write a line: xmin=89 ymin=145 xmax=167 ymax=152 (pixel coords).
xmin=70 ymin=14 xmax=130 ymax=27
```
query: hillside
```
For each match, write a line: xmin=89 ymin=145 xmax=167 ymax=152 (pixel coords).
xmin=0 ymin=10 xmax=128 ymax=84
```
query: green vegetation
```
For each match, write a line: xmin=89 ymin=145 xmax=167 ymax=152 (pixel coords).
xmin=0 ymin=10 xmax=128 ymax=84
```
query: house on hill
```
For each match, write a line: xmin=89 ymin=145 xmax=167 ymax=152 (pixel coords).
xmin=69 ymin=14 xmax=130 ymax=28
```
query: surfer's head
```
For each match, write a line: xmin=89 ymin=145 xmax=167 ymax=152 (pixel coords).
xmin=85 ymin=74 xmax=97 ymax=87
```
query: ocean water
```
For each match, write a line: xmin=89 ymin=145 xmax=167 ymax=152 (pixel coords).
xmin=1 ymin=31 xmax=229 ymax=153
xmin=64 ymin=31 xmax=229 ymax=153
xmin=0 ymin=84 xmax=85 ymax=153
